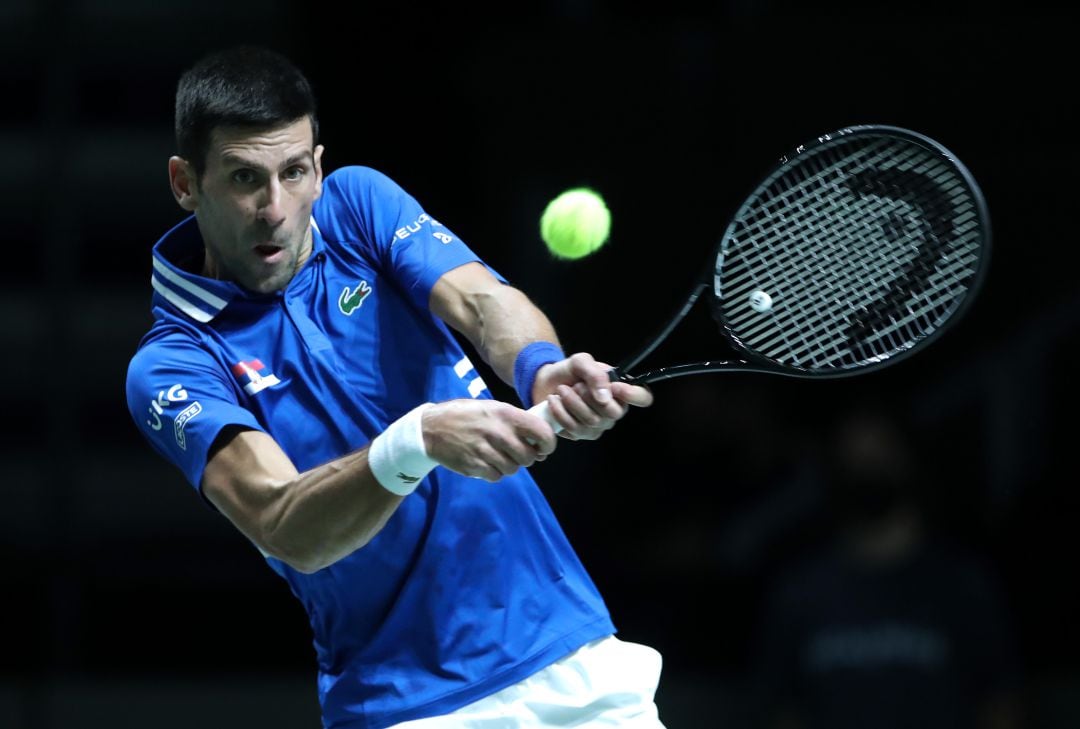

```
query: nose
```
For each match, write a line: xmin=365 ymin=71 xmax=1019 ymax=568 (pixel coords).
xmin=256 ymin=178 xmax=286 ymax=229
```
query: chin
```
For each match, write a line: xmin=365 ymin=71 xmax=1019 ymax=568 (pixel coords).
xmin=243 ymin=271 xmax=289 ymax=295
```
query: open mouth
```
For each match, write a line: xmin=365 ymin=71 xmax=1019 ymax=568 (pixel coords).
xmin=254 ymin=244 xmax=285 ymax=261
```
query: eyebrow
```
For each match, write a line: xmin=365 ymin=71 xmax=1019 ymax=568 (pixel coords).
xmin=220 ymin=151 xmax=312 ymax=170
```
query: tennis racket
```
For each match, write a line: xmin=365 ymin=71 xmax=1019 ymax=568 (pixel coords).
xmin=529 ymin=124 xmax=990 ymax=429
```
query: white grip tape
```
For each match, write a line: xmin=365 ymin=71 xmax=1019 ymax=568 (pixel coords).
xmin=527 ymin=400 xmax=564 ymax=435
xmin=368 ymin=403 xmax=438 ymax=496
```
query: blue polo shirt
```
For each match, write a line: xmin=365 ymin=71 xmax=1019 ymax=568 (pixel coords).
xmin=125 ymin=166 xmax=614 ymax=728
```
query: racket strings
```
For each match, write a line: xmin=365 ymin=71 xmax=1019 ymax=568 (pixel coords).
xmin=841 ymin=167 xmax=962 ymax=336
xmin=727 ymin=194 xmax=929 ymax=315
xmin=724 ymin=142 xmax=941 ymax=291
xmin=853 ymin=252 xmax=980 ymax=353
xmin=771 ymin=228 xmax=976 ymax=366
xmin=722 ymin=143 xmax=925 ymax=363
xmin=758 ymin=253 xmax=977 ymax=369
xmin=717 ymin=135 xmax=983 ymax=370
xmin=779 ymin=226 xmax=976 ymax=364
xmin=728 ymin=150 xmax=940 ymax=356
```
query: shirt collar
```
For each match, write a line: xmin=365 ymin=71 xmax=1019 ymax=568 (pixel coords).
xmin=149 ymin=215 xmax=324 ymax=323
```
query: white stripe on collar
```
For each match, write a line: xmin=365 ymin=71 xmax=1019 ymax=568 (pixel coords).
xmin=151 ymin=216 xmax=321 ymax=322
xmin=151 ymin=274 xmax=216 ymax=323
xmin=151 ymin=256 xmax=229 ymax=310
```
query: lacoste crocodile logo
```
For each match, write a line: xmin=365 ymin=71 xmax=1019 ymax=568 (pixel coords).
xmin=338 ymin=280 xmax=372 ymax=316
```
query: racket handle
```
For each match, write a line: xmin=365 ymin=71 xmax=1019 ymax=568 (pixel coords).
xmin=527 ymin=400 xmax=564 ymax=435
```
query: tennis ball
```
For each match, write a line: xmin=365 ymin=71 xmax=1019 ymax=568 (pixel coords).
xmin=540 ymin=187 xmax=611 ymax=260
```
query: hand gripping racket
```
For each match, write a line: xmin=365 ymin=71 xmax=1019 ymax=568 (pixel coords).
xmin=529 ymin=125 xmax=990 ymax=429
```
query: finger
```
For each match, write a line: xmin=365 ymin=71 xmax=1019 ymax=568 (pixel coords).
xmin=468 ymin=458 xmax=505 ymax=483
xmin=568 ymin=352 xmax=613 ymax=405
xmin=491 ymin=429 xmax=545 ymax=467
xmin=569 ymin=381 xmax=626 ymax=421
xmin=476 ymin=441 xmax=521 ymax=479
xmin=510 ymin=407 xmax=558 ymax=455
xmin=558 ymin=384 xmax=608 ymax=429
xmin=544 ymin=394 xmax=580 ymax=440
xmin=610 ymin=381 xmax=655 ymax=408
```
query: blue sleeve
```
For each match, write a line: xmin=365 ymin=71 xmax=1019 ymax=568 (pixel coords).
xmin=126 ymin=334 xmax=266 ymax=493
xmin=315 ymin=166 xmax=507 ymax=309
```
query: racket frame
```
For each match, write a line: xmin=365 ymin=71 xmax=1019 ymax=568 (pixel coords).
xmin=614 ymin=125 xmax=991 ymax=385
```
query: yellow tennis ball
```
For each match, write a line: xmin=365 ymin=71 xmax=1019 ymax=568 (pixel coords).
xmin=540 ymin=187 xmax=611 ymax=260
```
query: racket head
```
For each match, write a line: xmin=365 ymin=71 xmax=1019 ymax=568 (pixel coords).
xmin=711 ymin=125 xmax=990 ymax=378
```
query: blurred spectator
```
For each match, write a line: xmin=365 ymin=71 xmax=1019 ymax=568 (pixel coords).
xmin=751 ymin=404 xmax=1023 ymax=729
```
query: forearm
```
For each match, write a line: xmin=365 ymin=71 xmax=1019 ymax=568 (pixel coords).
xmin=208 ymin=399 xmax=557 ymax=574
xmin=429 ymin=263 xmax=653 ymax=436
xmin=484 ymin=289 xmax=560 ymax=386
xmin=204 ymin=428 xmax=406 ymax=575
xmin=269 ymin=395 xmax=562 ymax=568
xmin=440 ymin=276 xmax=561 ymax=387
xmin=262 ymin=448 xmax=404 ymax=573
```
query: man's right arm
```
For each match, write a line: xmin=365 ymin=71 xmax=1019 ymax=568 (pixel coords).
xmin=201 ymin=398 xmax=557 ymax=574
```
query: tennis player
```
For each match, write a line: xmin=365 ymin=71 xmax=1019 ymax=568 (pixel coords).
xmin=124 ymin=46 xmax=664 ymax=728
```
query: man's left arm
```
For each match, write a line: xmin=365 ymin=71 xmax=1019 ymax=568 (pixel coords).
xmin=430 ymin=262 xmax=653 ymax=440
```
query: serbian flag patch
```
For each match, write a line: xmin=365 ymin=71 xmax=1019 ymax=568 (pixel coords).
xmin=231 ymin=359 xmax=281 ymax=396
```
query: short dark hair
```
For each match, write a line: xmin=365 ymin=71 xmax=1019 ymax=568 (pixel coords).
xmin=175 ymin=46 xmax=319 ymax=178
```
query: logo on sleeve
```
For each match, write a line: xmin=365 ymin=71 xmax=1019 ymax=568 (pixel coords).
xmin=174 ymin=402 xmax=202 ymax=451
xmin=146 ymin=383 xmax=189 ymax=431
xmin=338 ymin=280 xmax=372 ymax=316
xmin=145 ymin=383 xmax=202 ymax=451
xmin=393 ymin=213 xmax=454 ymax=245
xmin=231 ymin=359 xmax=282 ymax=396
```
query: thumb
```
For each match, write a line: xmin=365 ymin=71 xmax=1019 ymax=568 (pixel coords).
xmin=611 ymin=381 xmax=654 ymax=408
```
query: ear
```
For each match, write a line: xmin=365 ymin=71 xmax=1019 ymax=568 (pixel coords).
xmin=168 ymin=156 xmax=199 ymax=212
xmin=312 ymin=144 xmax=325 ymax=200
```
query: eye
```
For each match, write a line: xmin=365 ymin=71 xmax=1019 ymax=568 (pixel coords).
xmin=283 ymin=166 xmax=306 ymax=182
xmin=232 ymin=169 xmax=256 ymax=185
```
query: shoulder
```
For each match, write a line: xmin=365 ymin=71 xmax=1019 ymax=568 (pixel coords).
xmin=314 ymin=166 xmax=424 ymax=252
xmin=320 ymin=165 xmax=409 ymax=206
xmin=131 ymin=318 xmax=208 ymax=359
xmin=126 ymin=323 xmax=222 ymax=390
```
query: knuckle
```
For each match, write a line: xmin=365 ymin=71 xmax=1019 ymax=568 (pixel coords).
xmin=487 ymin=429 xmax=510 ymax=450
xmin=570 ymin=353 xmax=594 ymax=372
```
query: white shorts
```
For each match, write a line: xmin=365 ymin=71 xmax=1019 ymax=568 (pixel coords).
xmin=390 ymin=635 xmax=667 ymax=727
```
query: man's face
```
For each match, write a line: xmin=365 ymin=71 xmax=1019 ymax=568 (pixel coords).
xmin=189 ymin=118 xmax=323 ymax=294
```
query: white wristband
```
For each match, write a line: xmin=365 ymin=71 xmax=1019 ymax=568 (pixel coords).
xmin=368 ymin=403 xmax=438 ymax=496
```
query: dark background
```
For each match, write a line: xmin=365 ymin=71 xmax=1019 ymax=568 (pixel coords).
xmin=1 ymin=1 xmax=1077 ymax=727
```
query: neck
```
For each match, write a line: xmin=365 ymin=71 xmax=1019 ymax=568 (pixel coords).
xmin=201 ymin=248 xmax=220 ymax=280
xmin=295 ymin=224 xmax=313 ymax=269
